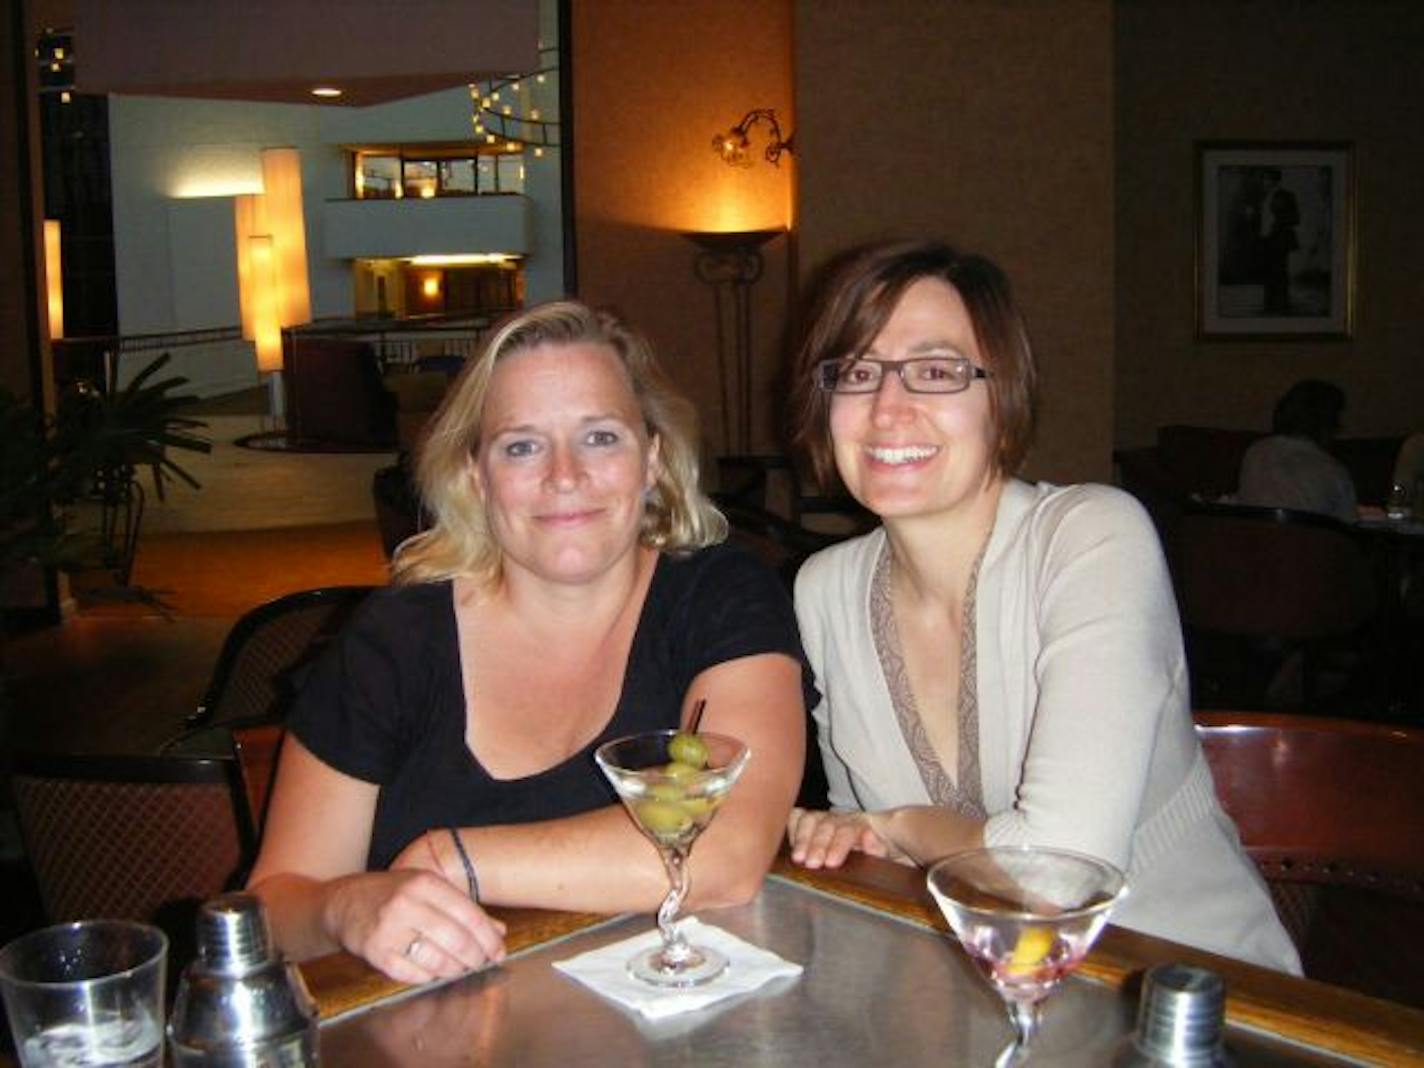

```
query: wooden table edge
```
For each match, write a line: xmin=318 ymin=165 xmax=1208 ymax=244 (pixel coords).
xmin=770 ymin=855 xmax=1424 ymax=1067
xmin=298 ymin=855 xmax=1424 ymax=1065
xmin=300 ymin=908 xmax=610 ymax=1023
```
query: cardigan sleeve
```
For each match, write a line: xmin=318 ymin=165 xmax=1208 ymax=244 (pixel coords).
xmin=981 ymin=486 xmax=1188 ymax=870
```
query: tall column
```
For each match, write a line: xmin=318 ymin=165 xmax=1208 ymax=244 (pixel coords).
xmin=0 ymin=0 xmax=49 ymax=407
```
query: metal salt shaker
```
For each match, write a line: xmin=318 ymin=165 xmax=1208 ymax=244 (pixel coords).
xmin=1116 ymin=962 xmax=1231 ymax=1067
xmin=168 ymin=892 xmax=319 ymax=1066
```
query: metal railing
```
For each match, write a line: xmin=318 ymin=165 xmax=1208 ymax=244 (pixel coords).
xmin=52 ymin=326 xmax=245 ymax=393
xmin=285 ymin=310 xmax=510 ymax=372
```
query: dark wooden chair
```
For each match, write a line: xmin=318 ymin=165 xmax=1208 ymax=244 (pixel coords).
xmin=11 ymin=751 xmax=254 ymax=967
xmin=283 ymin=335 xmax=396 ymax=448
xmin=163 ymin=586 xmax=373 ymax=752
xmin=1194 ymin=711 xmax=1424 ymax=1006
xmin=232 ymin=723 xmax=286 ymax=839
xmin=1171 ymin=502 xmax=1376 ymax=710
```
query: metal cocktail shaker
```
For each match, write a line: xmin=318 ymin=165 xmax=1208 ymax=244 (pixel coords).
xmin=168 ymin=892 xmax=319 ymax=1066
xmin=1116 ymin=962 xmax=1231 ymax=1067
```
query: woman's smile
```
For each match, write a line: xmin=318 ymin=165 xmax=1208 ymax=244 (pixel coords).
xmin=863 ymin=444 xmax=941 ymax=467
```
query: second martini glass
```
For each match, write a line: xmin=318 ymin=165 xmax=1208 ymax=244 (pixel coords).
xmin=595 ymin=730 xmax=750 ymax=987
xmin=927 ymin=846 xmax=1127 ymax=1067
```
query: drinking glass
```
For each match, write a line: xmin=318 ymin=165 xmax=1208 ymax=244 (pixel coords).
xmin=0 ymin=919 xmax=167 ymax=1068
xmin=1386 ymin=481 xmax=1411 ymax=521
xmin=927 ymin=847 xmax=1126 ymax=1068
xmin=595 ymin=729 xmax=750 ymax=987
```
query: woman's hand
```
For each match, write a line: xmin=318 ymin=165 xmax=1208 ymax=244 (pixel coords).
xmin=324 ymin=866 xmax=506 ymax=985
xmin=786 ymin=807 xmax=903 ymax=869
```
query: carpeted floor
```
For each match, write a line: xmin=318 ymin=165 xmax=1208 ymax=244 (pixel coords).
xmin=9 ymin=520 xmax=392 ymax=751
xmin=124 ymin=521 xmax=390 ymax=618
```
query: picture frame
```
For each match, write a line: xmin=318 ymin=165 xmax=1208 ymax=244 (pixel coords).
xmin=1196 ymin=141 xmax=1354 ymax=339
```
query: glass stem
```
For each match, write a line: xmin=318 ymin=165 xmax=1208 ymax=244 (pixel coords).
xmin=655 ymin=846 xmax=692 ymax=963
xmin=995 ymin=1000 xmax=1039 ymax=1068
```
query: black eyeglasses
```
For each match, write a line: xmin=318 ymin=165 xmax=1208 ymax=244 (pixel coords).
xmin=815 ymin=355 xmax=992 ymax=395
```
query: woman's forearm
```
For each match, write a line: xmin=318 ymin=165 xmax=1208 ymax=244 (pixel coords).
xmin=871 ymin=805 xmax=984 ymax=867
xmin=432 ymin=802 xmax=779 ymax=914
xmin=247 ymin=871 xmax=349 ymax=961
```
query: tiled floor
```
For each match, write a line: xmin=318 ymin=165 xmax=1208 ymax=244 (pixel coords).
xmin=143 ymin=414 xmax=396 ymax=534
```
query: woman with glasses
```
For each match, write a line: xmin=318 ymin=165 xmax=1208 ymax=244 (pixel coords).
xmin=784 ymin=240 xmax=1299 ymax=972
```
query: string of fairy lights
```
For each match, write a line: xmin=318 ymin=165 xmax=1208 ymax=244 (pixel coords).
xmin=469 ymin=45 xmax=561 ymax=158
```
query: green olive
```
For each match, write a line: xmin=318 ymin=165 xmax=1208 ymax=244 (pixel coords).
xmin=668 ymin=731 xmax=709 ymax=769
xmin=678 ymin=795 xmax=713 ymax=817
xmin=634 ymin=799 xmax=694 ymax=835
xmin=663 ymin=761 xmax=701 ymax=781
xmin=648 ymin=781 xmax=687 ymax=802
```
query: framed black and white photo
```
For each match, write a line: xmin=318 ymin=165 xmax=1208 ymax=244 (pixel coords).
xmin=1196 ymin=142 xmax=1354 ymax=339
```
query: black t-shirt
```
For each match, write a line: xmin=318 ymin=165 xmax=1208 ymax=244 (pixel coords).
xmin=289 ymin=543 xmax=815 ymax=869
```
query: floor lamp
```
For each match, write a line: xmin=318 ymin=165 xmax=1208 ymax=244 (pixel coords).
xmin=682 ymin=228 xmax=783 ymax=457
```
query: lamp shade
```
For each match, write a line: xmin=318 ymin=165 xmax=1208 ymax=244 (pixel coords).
xmin=247 ymin=235 xmax=283 ymax=373
xmin=260 ymin=148 xmax=311 ymax=327
xmin=233 ymin=194 xmax=268 ymax=341
xmin=43 ymin=219 xmax=63 ymax=339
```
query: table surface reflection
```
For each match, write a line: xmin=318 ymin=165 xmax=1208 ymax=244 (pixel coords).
xmin=316 ymin=874 xmax=1361 ymax=1067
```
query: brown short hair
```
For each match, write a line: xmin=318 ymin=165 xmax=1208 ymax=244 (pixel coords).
xmin=790 ymin=240 xmax=1038 ymax=490
xmin=393 ymin=300 xmax=726 ymax=587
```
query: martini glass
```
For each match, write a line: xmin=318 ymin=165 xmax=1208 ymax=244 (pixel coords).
xmin=595 ymin=730 xmax=750 ymax=987
xmin=927 ymin=847 xmax=1127 ymax=1067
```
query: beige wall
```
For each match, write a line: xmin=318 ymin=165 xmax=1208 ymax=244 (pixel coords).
xmin=794 ymin=0 xmax=1117 ymax=483
xmin=571 ymin=0 xmax=794 ymax=459
xmin=1115 ymin=1 xmax=1424 ymax=449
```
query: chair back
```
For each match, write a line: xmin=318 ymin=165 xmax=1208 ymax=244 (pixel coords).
xmin=11 ymin=752 xmax=253 ymax=934
xmin=719 ymin=501 xmax=839 ymax=592
xmin=284 ymin=335 xmax=395 ymax=447
xmin=231 ymin=723 xmax=286 ymax=838
xmin=1196 ymin=711 xmax=1424 ymax=892
xmin=1172 ymin=503 xmax=1375 ymax=640
xmin=1195 ymin=711 xmax=1424 ymax=1005
xmin=185 ymin=586 xmax=373 ymax=733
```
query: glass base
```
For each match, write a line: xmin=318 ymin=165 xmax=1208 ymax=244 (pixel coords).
xmin=627 ymin=943 xmax=730 ymax=988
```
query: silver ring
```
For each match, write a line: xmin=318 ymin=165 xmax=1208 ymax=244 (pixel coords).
xmin=405 ymin=937 xmax=424 ymax=960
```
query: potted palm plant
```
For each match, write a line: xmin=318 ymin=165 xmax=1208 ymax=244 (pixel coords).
xmin=1 ymin=353 xmax=211 ymax=604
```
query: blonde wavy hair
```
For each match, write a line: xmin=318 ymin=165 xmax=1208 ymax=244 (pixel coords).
xmin=392 ymin=300 xmax=726 ymax=587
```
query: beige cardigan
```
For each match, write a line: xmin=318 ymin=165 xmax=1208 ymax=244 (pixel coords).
xmin=795 ymin=479 xmax=1300 ymax=974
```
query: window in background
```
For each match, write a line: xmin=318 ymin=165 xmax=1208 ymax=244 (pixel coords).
xmin=402 ymin=160 xmax=439 ymax=199
xmin=356 ymin=155 xmax=400 ymax=199
xmin=496 ymin=153 xmax=524 ymax=194
xmin=438 ymin=159 xmax=476 ymax=194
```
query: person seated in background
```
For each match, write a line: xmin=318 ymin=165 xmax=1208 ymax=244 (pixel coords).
xmin=1393 ymin=432 xmax=1424 ymax=506
xmin=248 ymin=301 xmax=811 ymax=982
xmin=1391 ymin=431 xmax=1424 ymax=616
xmin=1236 ymin=379 xmax=1357 ymax=523
xmin=783 ymin=239 xmax=1300 ymax=974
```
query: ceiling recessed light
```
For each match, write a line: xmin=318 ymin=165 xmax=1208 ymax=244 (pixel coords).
xmin=311 ymin=87 xmax=342 ymax=99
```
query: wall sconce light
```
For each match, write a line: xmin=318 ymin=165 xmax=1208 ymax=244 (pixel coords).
xmin=712 ymin=108 xmax=793 ymax=167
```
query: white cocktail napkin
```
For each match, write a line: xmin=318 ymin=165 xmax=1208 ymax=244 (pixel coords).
xmin=553 ymin=918 xmax=802 ymax=1021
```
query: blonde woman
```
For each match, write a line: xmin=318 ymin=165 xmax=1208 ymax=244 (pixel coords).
xmin=249 ymin=302 xmax=810 ymax=982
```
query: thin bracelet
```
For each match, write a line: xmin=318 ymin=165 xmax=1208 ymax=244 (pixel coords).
xmin=447 ymin=826 xmax=480 ymax=902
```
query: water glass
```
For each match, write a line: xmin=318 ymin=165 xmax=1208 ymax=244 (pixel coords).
xmin=0 ymin=920 xmax=167 ymax=1068
xmin=1385 ymin=481 xmax=1411 ymax=521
